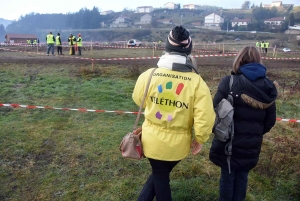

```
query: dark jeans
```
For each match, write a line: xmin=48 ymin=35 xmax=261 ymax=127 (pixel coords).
xmin=57 ymin=46 xmax=63 ymax=55
xmin=219 ymin=168 xmax=249 ymax=201
xmin=78 ymin=46 xmax=82 ymax=55
xmin=47 ymin=44 xmax=54 ymax=55
xmin=137 ymin=158 xmax=180 ymax=201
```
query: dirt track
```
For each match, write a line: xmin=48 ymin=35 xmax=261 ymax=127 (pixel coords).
xmin=0 ymin=53 xmax=299 ymax=70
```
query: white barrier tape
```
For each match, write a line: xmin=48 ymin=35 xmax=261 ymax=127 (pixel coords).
xmin=1 ymin=48 xmax=300 ymax=61
xmin=1 ymin=103 xmax=299 ymax=122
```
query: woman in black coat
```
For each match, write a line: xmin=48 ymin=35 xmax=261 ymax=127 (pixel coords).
xmin=209 ymin=46 xmax=278 ymax=201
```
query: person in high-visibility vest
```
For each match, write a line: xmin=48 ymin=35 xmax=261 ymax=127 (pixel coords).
xmin=76 ymin=33 xmax=82 ymax=56
xmin=56 ymin=33 xmax=63 ymax=55
xmin=33 ymin=39 xmax=37 ymax=46
xmin=68 ymin=33 xmax=76 ymax=55
xmin=265 ymin=41 xmax=270 ymax=54
xmin=46 ymin=31 xmax=55 ymax=55
xmin=255 ymin=41 xmax=260 ymax=49
xmin=260 ymin=41 xmax=265 ymax=53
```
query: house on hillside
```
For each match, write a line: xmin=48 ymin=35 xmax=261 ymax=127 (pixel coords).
xmin=110 ymin=16 xmax=132 ymax=28
xmin=5 ymin=33 xmax=38 ymax=44
xmin=204 ymin=13 xmax=224 ymax=26
xmin=164 ymin=2 xmax=179 ymax=9
xmin=136 ymin=6 xmax=153 ymax=13
xmin=264 ymin=17 xmax=285 ymax=26
xmin=182 ymin=4 xmax=200 ymax=10
xmin=263 ymin=1 xmax=293 ymax=9
xmin=140 ymin=14 xmax=152 ymax=24
xmin=231 ymin=18 xmax=252 ymax=27
xmin=100 ymin=10 xmax=114 ymax=15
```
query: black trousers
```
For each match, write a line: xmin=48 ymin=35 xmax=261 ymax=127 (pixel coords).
xmin=78 ymin=46 xmax=82 ymax=55
xmin=57 ymin=46 xmax=62 ymax=55
xmin=137 ymin=158 xmax=180 ymax=201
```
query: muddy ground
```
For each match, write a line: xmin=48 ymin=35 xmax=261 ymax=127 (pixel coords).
xmin=1 ymin=47 xmax=299 ymax=92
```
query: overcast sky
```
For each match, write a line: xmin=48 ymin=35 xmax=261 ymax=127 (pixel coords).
xmin=0 ymin=0 xmax=299 ymax=20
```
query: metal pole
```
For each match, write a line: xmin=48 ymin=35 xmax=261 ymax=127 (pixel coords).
xmin=181 ymin=15 xmax=182 ymax=25
xmin=227 ymin=20 xmax=228 ymax=32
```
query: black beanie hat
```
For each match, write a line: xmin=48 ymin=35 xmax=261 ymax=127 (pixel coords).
xmin=165 ymin=26 xmax=192 ymax=55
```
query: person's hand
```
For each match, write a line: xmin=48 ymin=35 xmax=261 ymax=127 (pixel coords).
xmin=191 ymin=140 xmax=203 ymax=155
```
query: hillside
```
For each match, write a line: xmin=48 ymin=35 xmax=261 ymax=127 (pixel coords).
xmin=0 ymin=18 xmax=12 ymax=28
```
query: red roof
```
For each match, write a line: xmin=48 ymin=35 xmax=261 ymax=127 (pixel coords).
xmin=264 ymin=17 xmax=285 ymax=21
xmin=5 ymin=33 xmax=38 ymax=39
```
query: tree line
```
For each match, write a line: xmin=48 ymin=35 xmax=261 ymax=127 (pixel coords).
xmin=4 ymin=7 xmax=110 ymax=34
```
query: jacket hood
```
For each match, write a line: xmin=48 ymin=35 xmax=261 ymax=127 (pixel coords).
xmin=239 ymin=63 xmax=266 ymax=81
xmin=234 ymin=74 xmax=277 ymax=109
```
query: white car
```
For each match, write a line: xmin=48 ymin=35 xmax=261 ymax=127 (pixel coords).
xmin=127 ymin=39 xmax=142 ymax=47
xmin=283 ymin=48 xmax=291 ymax=52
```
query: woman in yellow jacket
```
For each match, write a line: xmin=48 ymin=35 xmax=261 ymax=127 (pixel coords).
xmin=132 ymin=26 xmax=215 ymax=201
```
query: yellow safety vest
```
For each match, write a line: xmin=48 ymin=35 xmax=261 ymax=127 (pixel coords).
xmin=46 ymin=34 xmax=54 ymax=44
xmin=77 ymin=37 xmax=82 ymax=47
xmin=56 ymin=36 xmax=61 ymax=45
xmin=265 ymin=42 xmax=269 ymax=48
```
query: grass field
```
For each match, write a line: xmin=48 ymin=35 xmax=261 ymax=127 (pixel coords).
xmin=0 ymin=48 xmax=300 ymax=201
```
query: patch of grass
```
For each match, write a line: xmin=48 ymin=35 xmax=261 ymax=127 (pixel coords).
xmin=1 ymin=52 xmax=300 ymax=201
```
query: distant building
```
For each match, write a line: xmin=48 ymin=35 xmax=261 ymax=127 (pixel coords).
xmin=110 ymin=16 xmax=132 ymax=28
xmin=136 ymin=6 xmax=153 ymax=13
xmin=204 ymin=13 xmax=224 ymax=26
xmin=5 ymin=33 xmax=38 ymax=43
xmin=140 ymin=14 xmax=153 ymax=24
xmin=264 ymin=17 xmax=285 ymax=25
xmin=263 ymin=1 xmax=293 ymax=9
xmin=231 ymin=18 xmax=252 ymax=27
xmin=182 ymin=4 xmax=200 ymax=10
xmin=164 ymin=2 xmax=179 ymax=9
xmin=100 ymin=10 xmax=114 ymax=15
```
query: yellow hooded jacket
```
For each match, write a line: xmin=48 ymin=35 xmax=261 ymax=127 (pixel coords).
xmin=132 ymin=67 xmax=215 ymax=161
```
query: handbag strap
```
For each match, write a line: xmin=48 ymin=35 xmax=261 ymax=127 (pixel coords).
xmin=133 ymin=68 xmax=157 ymax=130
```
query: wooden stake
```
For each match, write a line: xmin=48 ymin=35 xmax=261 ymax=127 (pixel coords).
xmin=92 ymin=58 xmax=94 ymax=71
xmin=223 ymin=43 xmax=224 ymax=54
xmin=153 ymin=43 xmax=155 ymax=57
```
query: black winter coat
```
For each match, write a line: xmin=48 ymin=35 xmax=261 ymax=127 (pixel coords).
xmin=209 ymin=63 xmax=277 ymax=171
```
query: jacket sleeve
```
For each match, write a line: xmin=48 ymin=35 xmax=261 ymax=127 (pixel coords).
xmin=263 ymin=102 xmax=276 ymax=134
xmin=132 ymin=71 xmax=147 ymax=108
xmin=193 ymin=78 xmax=215 ymax=144
xmin=213 ymin=76 xmax=230 ymax=108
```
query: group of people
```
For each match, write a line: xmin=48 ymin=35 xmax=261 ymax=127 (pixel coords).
xmin=256 ymin=40 xmax=270 ymax=54
xmin=132 ymin=26 xmax=277 ymax=201
xmin=26 ymin=39 xmax=39 ymax=46
xmin=46 ymin=31 xmax=83 ymax=56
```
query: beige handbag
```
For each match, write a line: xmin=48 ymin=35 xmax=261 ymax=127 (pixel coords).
xmin=119 ymin=68 xmax=157 ymax=160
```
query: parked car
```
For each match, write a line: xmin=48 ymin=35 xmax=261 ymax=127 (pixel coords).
xmin=127 ymin=39 xmax=142 ymax=47
xmin=283 ymin=48 xmax=291 ymax=52
xmin=234 ymin=38 xmax=241 ymax=41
